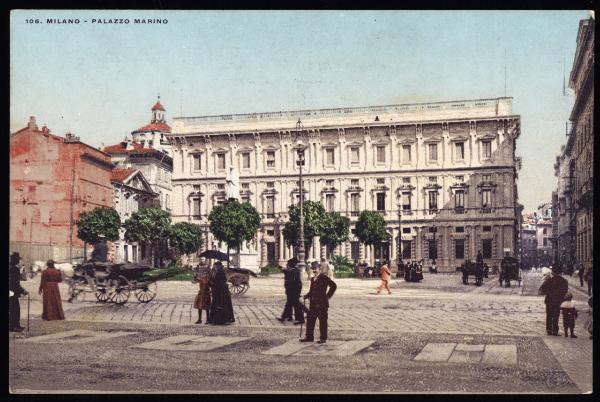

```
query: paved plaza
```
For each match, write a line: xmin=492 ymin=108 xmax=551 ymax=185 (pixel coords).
xmin=9 ymin=270 xmax=593 ymax=393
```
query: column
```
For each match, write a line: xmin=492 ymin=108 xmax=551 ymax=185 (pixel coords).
xmin=415 ymin=227 xmax=422 ymax=260
xmin=390 ymin=227 xmax=397 ymax=265
xmin=278 ymin=229 xmax=285 ymax=265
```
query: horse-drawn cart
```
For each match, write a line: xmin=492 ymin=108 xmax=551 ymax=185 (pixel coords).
xmin=459 ymin=260 xmax=488 ymax=286
xmin=499 ymin=256 xmax=521 ymax=288
xmin=68 ymin=262 xmax=158 ymax=305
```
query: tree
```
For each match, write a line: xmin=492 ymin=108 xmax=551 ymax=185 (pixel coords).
xmin=355 ymin=210 xmax=390 ymax=255
xmin=77 ymin=207 xmax=121 ymax=260
xmin=123 ymin=208 xmax=171 ymax=266
xmin=282 ymin=200 xmax=326 ymax=257
xmin=208 ymin=200 xmax=261 ymax=267
xmin=169 ymin=222 xmax=203 ymax=257
xmin=320 ymin=211 xmax=350 ymax=256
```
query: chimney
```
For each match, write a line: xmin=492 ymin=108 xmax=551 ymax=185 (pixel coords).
xmin=28 ymin=116 xmax=38 ymax=130
xmin=125 ymin=140 xmax=134 ymax=151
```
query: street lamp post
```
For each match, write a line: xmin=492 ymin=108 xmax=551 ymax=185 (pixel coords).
xmin=295 ymin=119 xmax=307 ymax=276
xmin=431 ymin=222 xmax=437 ymax=273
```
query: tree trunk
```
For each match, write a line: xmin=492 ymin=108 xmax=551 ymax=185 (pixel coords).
xmin=83 ymin=242 xmax=87 ymax=262
xmin=227 ymin=244 xmax=230 ymax=269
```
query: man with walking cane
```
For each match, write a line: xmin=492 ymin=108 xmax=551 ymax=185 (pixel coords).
xmin=9 ymin=252 xmax=29 ymax=332
xmin=300 ymin=263 xmax=337 ymax=344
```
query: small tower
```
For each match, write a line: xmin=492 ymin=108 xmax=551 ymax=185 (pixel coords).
xmin=152 ymin=96 xmax=166 ymax=123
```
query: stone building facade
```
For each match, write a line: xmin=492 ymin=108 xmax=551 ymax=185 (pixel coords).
xmin=111 ymin=168 xmax=159 ymax=263
xmin=167 ymin=97 xmax=521 ymax=272
xmin=568 ymin=17 xmax=594 ymax=277
xmin=553 ymin=143 xmax=575 ymax=269
xmin=104 ymin=99 xmax=173 ymax=212
xmin=10 ymin=117 xmax=114 ymax=265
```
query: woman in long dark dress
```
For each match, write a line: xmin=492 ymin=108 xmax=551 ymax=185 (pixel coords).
xmin=207 ymin=261 xmax=235 ymax=325
xmin=38 ymin=260 xmax=65 ymax=321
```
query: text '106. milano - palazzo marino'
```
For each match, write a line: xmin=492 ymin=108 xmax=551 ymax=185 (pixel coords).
xmin=167 ymin=97 xmax=521 ymax=273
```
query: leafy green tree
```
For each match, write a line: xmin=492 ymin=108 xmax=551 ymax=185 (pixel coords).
xmin=123 ymin=208 xmax=171 ymax=266
xmin=320 ymin=211 xmax=350 ymax=256
xmin=282 ymin=200 xmax=326 ymax=256
xmin=77 ymin=207 xmax=121 ymax=243
xmin=77 ymin=207 xmax=121 ymax=260
xmin=355 ymin=210 xmax=390 ymax=255
xmin=169 ymin=222 xmax=203 ymax=257
xmin=208 ymin=200 xmax=261 ymax=266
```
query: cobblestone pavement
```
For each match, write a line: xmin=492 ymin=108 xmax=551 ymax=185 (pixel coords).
xmin=18 ymin=271 xmax=589 ymax=337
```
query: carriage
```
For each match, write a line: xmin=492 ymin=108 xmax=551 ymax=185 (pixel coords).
xmin=68 ymin=262 xmax=158 ymax=305
xmin=499 ymin=256 xmax=522 ymax=288
xmin=198 ymin=250 xmax=257 ymax=297
xmin=459 ymin=260 xmax=488 ymax=286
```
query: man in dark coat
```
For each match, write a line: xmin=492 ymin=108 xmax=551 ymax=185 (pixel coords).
xmin=90 ymin=236 xmax=108 ymax=263
xmin=300 ymin=263 xmax=337 ymax=344
xmin=9 ymin=252 xmax=29 ymax=332
xmin=278 ymin=258 xmax=304 ymax=324
xmin=539 ymin=265 xmax=569 ymax=336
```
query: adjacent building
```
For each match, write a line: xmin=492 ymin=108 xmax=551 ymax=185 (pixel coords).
xmin=103 ymin=99 xmax=174 ymax=212
xmin=168 ymin=96 xmax=521 ymax=272
xmin=568 ymin=17 xmax=594 ymax=276
xmin=10 ymin=117 xmax=114 ymax=265
xmin=111 ymin=168 xmax=159 ymax=263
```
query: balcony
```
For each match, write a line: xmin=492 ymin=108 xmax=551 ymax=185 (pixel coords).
xmin=454 ymin=207 xmax=465 ymax=214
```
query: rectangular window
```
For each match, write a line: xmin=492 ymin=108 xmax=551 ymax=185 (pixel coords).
xmin=192 ymin=198 xmax=201 ymax=216
xmin=455 ymin=142 xmax=465 ymax=160
xmin=325 ymin=148 xmax=335 ymax=165
xmin=216 ymin=154 xmax=225 ymax=170
xmin=455 ymin=226 xmax=465 ymax=233
xmin=351 ymin=242 xmax=360 ymax=261
xmin=351 ymin=193 xmax=360 ymax=216
xmin=455 ymin=239 xmax=465 ymax=259
xmin=350 ymin=147 xmax=360 ymax=164
xmin=482 ymin=174 xmax=491 ymax=182
xmin=429 ymin=176 xmax=437 ymax=183
xmin=402 ymin=228 xmax=411 ymax=234
xmin=376 ymin=178 xmax=385 ymax=184
xmin=454 ymin=190 xmax=465 ymax=213
xmin=402 ymin=191 xmax=411 ymax=211
xmin=482 ymin=226 xmax=492 ymax=232
xmin=402 ymin=145 xmax=411 ymax=162
xmin=543 ymin=238 xmax=548 ymax=247
xmin=241 ymin=152 xmax=250 ymax=169
xmin=428 ymin=239 xmax=438 ymax=259
xmin=124 ymin=245 xmax=129 ymax=262
xmin=326 ymin=194 xmax=335 ymax=212
xmin=266 ymin=151 xmax=275 ymax=168
xmin=402 ymin=240 xmax=412 ymax=259
xmin=376 ymin=146 xmax=385 ymax=163
xmin=482 ymin=239 xmax=492 ymax=259
xmin=325 ymin=179 xmax=334 ymax=186
xmin=266 ymin=196 xmax=275 ymax=217
xmin=266 ymin=181 xmax=274 ymax=188
xmin=402 ymin=177 xmax=411 ymax=184
xmin=242 ymin=183 xmax=249 ymax=189
xmin=217 ymin=183 xmax=225 ymax=190
xmin=428 ymin=143 xmax=438 ymax=161
xmin=482 ymin=140 xmax=492 ymax=158
xmin=193 ymin=154 xmax=201 ymax=171
xmin=543 ymin=228 xmax=547 ymax=234
xmin=376 ymin=192 xmax=385 ymax=211
xmin=482 ymin=189 xmax=492 ymax=211
xmin=351 ymin=179 xmax=359 ymax=186
xmin=132 ymin=245 xmax=137 ymax=262
xmin=428 ymin=191 xmax=438 ymax=212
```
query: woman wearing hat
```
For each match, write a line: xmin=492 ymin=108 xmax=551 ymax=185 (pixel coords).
xmin=192 ymin=260 xmax=212 ymax=324
xmin=38 ymin=260 xmax=65 ymax=321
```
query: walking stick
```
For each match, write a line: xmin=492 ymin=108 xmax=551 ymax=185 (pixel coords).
xmin=27 ymin=293 xmax=30 ymax=332
xmin=299 ymin=298 xmax=307 ymax=338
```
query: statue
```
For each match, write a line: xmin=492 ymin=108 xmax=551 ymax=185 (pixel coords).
xmin=226 ymin=167 xmax=240 ymax=201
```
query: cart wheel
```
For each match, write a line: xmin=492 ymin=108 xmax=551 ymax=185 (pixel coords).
xmin=95 ymin=285 xmax=111 ymax=303
xmin=228 ymin=282 xmax=245 ymax=296
xmin=239 ymin=283 xmax=249 ymax=295
xmin=109 ymin=276 xmax=130 ymax=305
xmin=135 ymin=282 xmax=157 ymax=303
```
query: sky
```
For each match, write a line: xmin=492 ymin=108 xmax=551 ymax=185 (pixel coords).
xmin=10 ymin=10 xmax=589 ymax=212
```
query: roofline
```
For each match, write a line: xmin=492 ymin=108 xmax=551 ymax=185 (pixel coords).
xmin=11 ymin=125 xmax=111 ymax=158
xmin=173 ymin=96 xmax=514 ymax=122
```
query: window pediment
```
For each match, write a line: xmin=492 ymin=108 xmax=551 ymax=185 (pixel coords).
xmin=397 ymin=138 xmax=415 ymax=145
xmin=423 ymin=137 xmax=443 ymax=144
xmin=322 ymin=143 xmax=338 ymax=149
xmin=450 ymin=182 xmax=470 ymax=191
xmin=237 ymin=147 xmax=254 ymax=153
xmin=477 ymin=134 xmax=497 ymax=141
xmin=346 ymin=142 xmax=363 ymax=147
xmin=450 ymin=136 xmax=469 ymax=142
xmin=262 ymin=188 xmax=278 ymax=196
xmin=212 ymin=148 xmax=229 ymax=154
xmin=187 ymin=191 xmax=204 ymax=199
xmin=372 ymin=141 xmax=390 ymax=146
xmin=262 ymin=146 xmax=279 ymax=152
xmin=396 ymin=185 xmax=415 ymax=194
xmin=370 ymin=185 xmax=390 ymax=192
xmin=321 ymin=186 xmax=339 ymax=194
xmin=477 ymin=181 xmax=497 ymax=193
xmin=345 ymin=186 xmax=364 ymax=193
xmin=423 ymin=183 xmax=442 ymax=191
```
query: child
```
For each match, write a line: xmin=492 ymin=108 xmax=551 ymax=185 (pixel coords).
xmin=559 ymin=292 xmax=578 ymax=338
xmin=192 ymin=264 xmax=211 ymax=324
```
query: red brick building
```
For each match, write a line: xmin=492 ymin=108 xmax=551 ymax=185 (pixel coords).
xmin=10 ymin=117 xmax=115 ymax=264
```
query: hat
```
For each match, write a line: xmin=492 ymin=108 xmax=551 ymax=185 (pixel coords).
xmin=10 ymin=252 xmax=21 ymax=262
xmin=551 ymin=265 xmax=562 ymax=274
xmin=46 ymin=259 xmax=55 ymax=268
